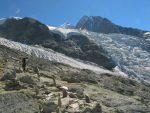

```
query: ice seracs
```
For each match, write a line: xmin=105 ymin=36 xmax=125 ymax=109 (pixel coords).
xmin=143 ymin=32 xmax=150 ymax=39
xmin=48 ymin=25 xmax=150 ymax=82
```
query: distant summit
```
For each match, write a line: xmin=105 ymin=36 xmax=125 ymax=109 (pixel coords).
xmin=0 ymin=17 xmax=22 ymax=25
xmin=76 ymin=16 xmax=147 ymax=37
xmin=60 ymin=22 xmax=75 ymax=29
xmin=76 ymin=16 xmax=118 ymax=33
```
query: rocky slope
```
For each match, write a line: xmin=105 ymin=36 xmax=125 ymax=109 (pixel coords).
xmin=0 ymin=45 xmax=150 ymax=113
xmin=76 ymin=16 xmax=147 ymax=37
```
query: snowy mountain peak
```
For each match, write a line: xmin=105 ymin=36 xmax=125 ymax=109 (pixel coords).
xmin=0 ymin=18 xmax=7 ymax=25
xmin=0 ymin=17 xmax=22 ymax=25
xmin=76 ymin=16 xmax=146 ymax=37
xmin=76 ymin=16 xmax=117 ymax=32
xmin=60 ymin=22 xmax=75 ymax=29
xmin=79 ymin=16 xmax=104 ymax=22
xmin=9 ymin=16 xmax=22 ymax=20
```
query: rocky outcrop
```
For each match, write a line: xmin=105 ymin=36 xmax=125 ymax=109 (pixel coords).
xmin=42 ymin=34 xmax=116 ymax=69
xmin=0 ymin=17 xmax=54 ymax=44
xmin=68 ymin=86 xmax=84 ymax=98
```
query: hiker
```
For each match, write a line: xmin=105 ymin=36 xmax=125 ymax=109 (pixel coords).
xmin=22 ymin=57 xmax=27 ymax=72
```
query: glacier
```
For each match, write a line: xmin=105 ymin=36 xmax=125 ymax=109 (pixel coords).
xmin=0 ymin=23 xmax=149 ymax=82
xmin=0 ymin=37 xmax=125 ymax=76
xmin=83 ymin=32 xmax=150 ymax=82
xmin=48 ymin=26 xmax=150 ymax=82
xmin=47 ymin=26 xmax=81 ymax=38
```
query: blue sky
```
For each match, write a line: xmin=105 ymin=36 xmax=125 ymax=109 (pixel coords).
xmin=0 ymin=0 xmax=150 ymax=30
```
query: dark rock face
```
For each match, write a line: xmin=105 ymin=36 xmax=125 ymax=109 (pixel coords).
xmin=76 ymin=16 xmax=119 ymax=33
xmin=66 ymin=35 xmax=115 ymax=69
xmin=42 ymin=34 xmax=116 ymax=70
xmin=0 ymin=17 xmax=53 ymax=44
xmin=76 ymin=16 xmax=146 ymax=37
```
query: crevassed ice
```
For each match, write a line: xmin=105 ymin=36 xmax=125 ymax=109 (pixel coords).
xmin=49 ymin=26 xmax=150 ymax=81
xmin=0 ymin=37 xmax=123 ymax=76
xmin=82 ymin=31 xmax=150 ymax=81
